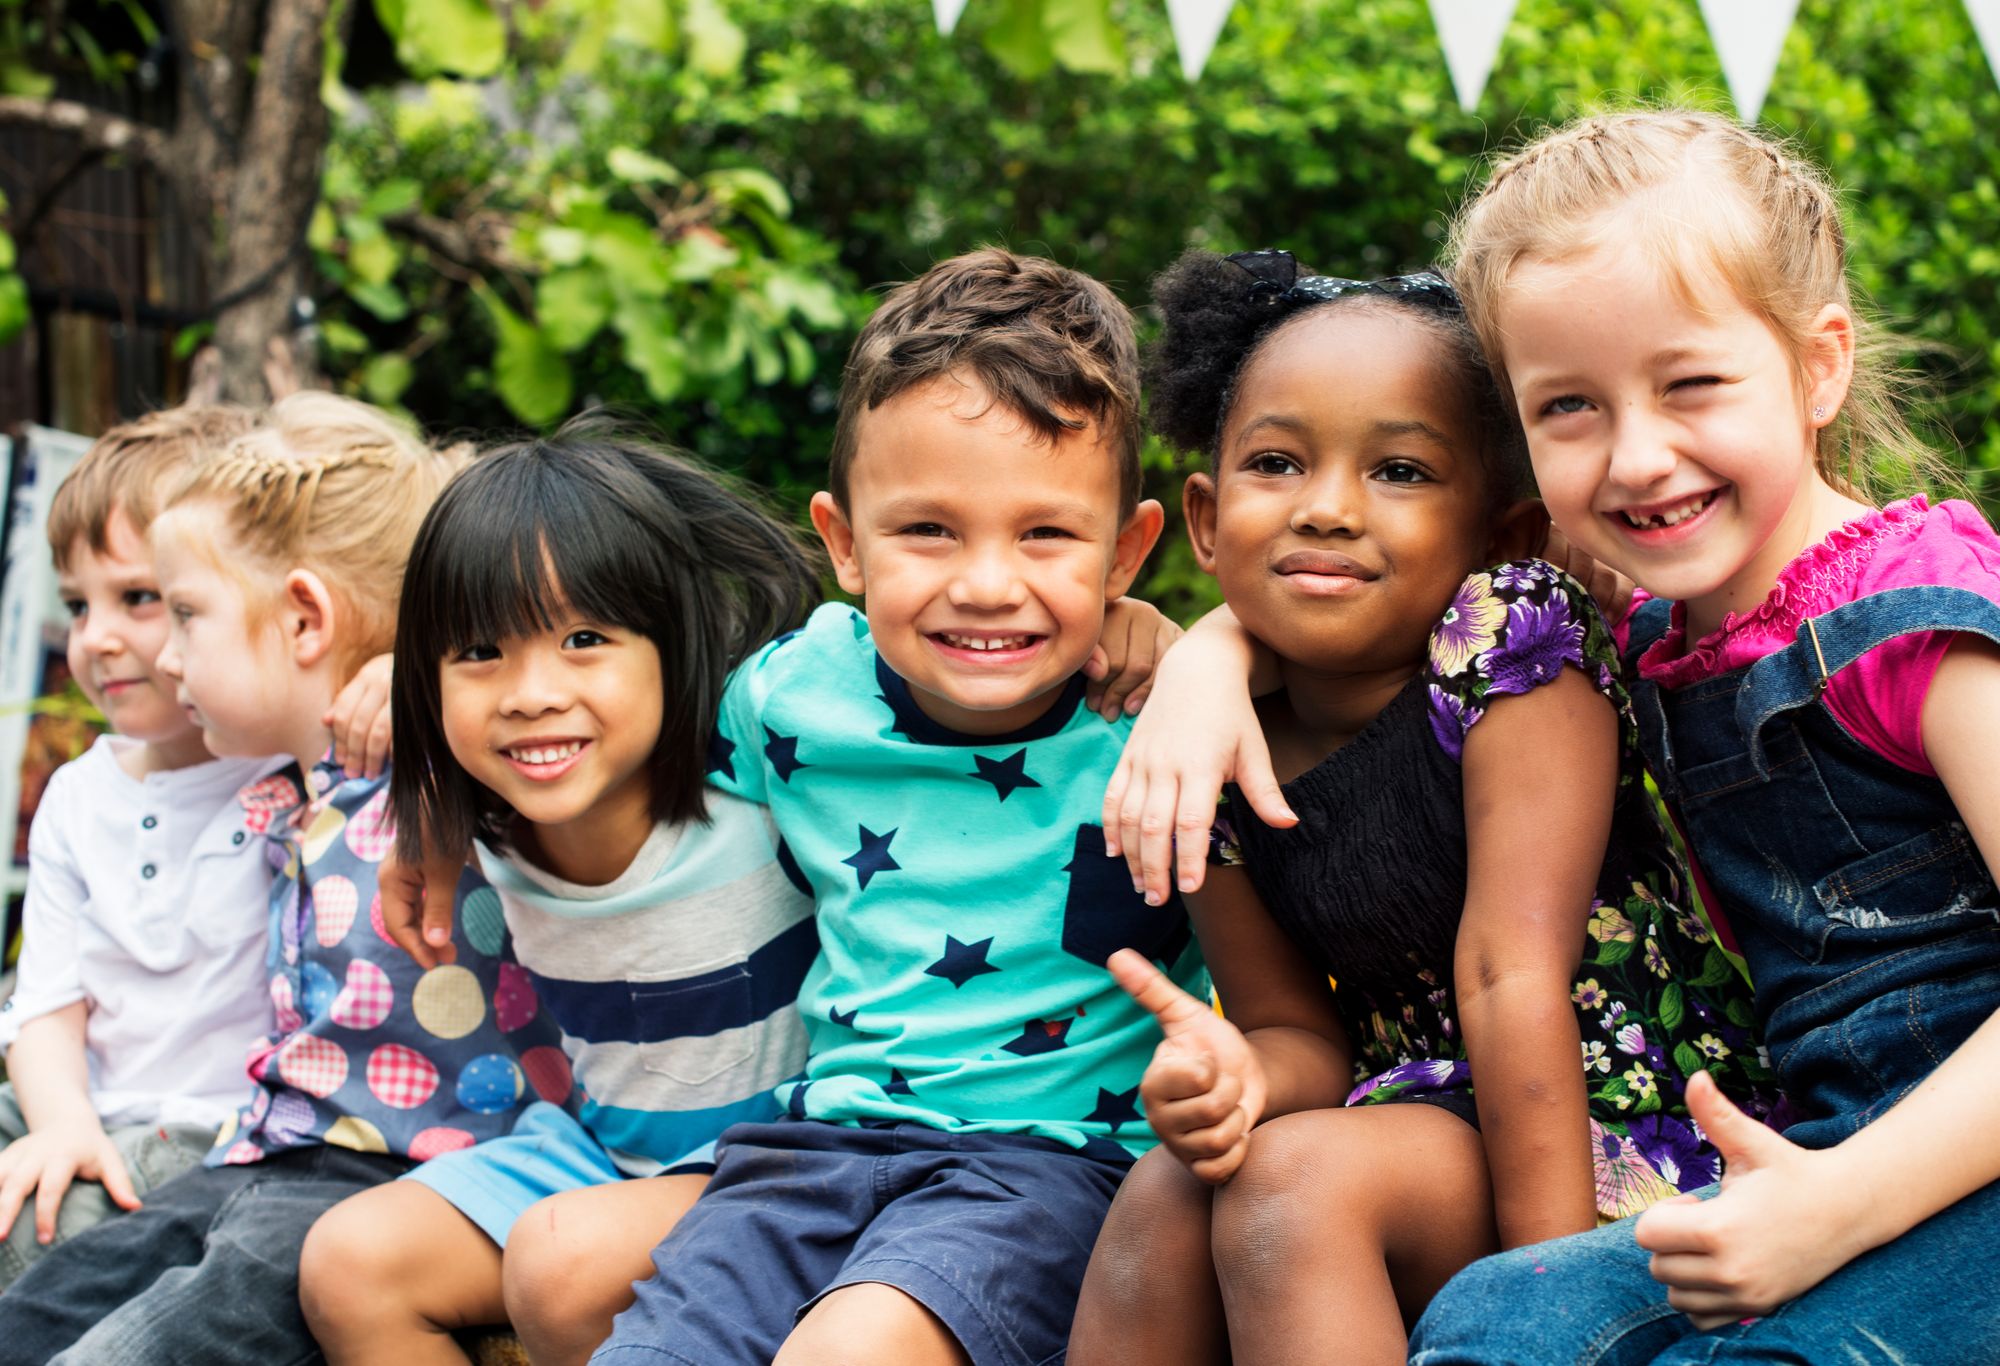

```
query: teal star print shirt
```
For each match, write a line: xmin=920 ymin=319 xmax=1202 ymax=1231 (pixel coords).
xmin=709 ymin=603 xmax=1209 ymax=1158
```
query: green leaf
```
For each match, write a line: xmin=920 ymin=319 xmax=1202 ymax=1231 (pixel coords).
xmin=363 ymin=353 xmax=415 ymax=405
xmin=1046 ymin=0 xmax=1124 ymax=74
xmin=703 ymin=167 xmax=791 ymax=218
xmin=362 ymin=179 xmax=422 ymax=219
xmin=683 ymin=0 xmax=746 ymax=76
xmin=984 ymin=0 xmax=1053 ymax=78
xmin=0 ymin=230 xmax=13 ymax=273
xmin=1633 ymin=1087 xmax=1662 ymax=1115
xmin=1724 ymin=996 xmax=1758 ymax=1029
xmin=319 ymin=320 xmax=370 ymax=354
xmin=346 ymin=280 xmax=410 ymax=322
xmin=1690 ymin=947 xmax=1737 ymax=988
xmin=1658 ymin=982 xmax=1684 ymax=1033
xmin=536 ymin=269 xmax=613 ymax=351
xmin=767 ymin=271 xmax=845 ymax=328
xmin=308 ymin=203 xmax=339 ymax=253
xmin=1672 ymin=1043 xmax=1704 ymax=1079
xmin=0 ymin=274 xmax=27 ymax=345
xmin=587 ymin=214 xmax=674 ymax=297
xmin=479 ymin=287 xmax=573 ymax=426
xmin=607 ymin=146 xmax=685 ymax=186
xmin=1594 ymin=936 xmax=1635 ymax=968
xmin=374 ymin=0 xmax=505 ymax=78
xmin=668 ymin=232 xmax=741 ymax=282
xmin=613 ymin=298 xmax=687 ymax=401
xmin=749 ymin=330 xmax=783 ymax=385
xmin=1593 ymin=1077 xmax=1630 ymax=1104
xmin=780 ymin=327 xmax=815 ymax=384
xmin=171 ymin=322 xmax=214 ymax=360
xmin=346 ymin=227 xmax=402 ymax=286
xmin=610 ymin=0 xmax=675 ymax=52
xmin=535 ymin=227 xmax=590 ymax=268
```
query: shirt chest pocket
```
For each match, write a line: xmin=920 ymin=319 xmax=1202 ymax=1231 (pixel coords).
xmin=627 ymin=961 xmax=758 ymax=1086
xmin=180 ymin=824 xmax=270 ymax=953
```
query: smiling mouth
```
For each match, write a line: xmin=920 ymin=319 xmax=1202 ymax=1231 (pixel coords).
xmin=1617 ymin=490 xmax=1720 ymax=530
xmin=502 ymin=740 xmax=586 ymax=766
xmin=933 ymin=632 xmax=1042 ymax=653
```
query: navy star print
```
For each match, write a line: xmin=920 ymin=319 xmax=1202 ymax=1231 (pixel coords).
xmin=1084 ymin=1086 xmax=1142 ymax=1132
xmin=841 ymin=825 xmax=901 ymax=890
xmin=969 ymin=749 xmax=1041 ymax=802
xmin=925 ymin=935 xmax=1001 ymax=988
xmin=1002 ymin=1017 xmax=1073 ymax=1057
xmin=763 ymin=726 xmax=808 ymax=783
xmin=828 ymin=1004 xmax=859 ymax=1029
xmin=885 ymin=1068 xmax=916 ymax=1096
xmin=704 ymin=732 xmax=736 ymax=780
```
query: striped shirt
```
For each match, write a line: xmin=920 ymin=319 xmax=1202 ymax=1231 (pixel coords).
xmin=475 ymin=790 xmax=816 ymax=1175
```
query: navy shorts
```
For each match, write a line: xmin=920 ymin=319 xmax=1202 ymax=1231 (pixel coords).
xmin=591 ymin=1118 xmax=1132 ymax=1366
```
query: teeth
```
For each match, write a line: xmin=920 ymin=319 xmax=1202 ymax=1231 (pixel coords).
xmin=941 ymin=633 xmax=1032 ymax=652
xmin=510 ymin=742 xmax=583 ymax=765
xmin=1622 ymin=492 xmax=1713 ymax=530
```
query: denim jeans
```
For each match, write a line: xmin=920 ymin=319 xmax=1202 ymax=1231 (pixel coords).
xmin=0 ymin=1083 xmax=215 ymax=1289
xmin=1411 ymin=1174 xmax=2000 ymax=1364
xmin=0 ymin=1143 xmax=410 ymax=1366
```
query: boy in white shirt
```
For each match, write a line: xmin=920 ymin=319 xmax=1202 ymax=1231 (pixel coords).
xmin=0 ymin=408 xmax=386 ymax=1285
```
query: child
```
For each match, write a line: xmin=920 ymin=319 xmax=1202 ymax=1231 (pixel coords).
xmin=1402 ymin=108 xmax=2000 ymax=1365
xmin=0 ymin=394 xmax=557 ymax=1366
xmin=0 ymin=407 xmax=268 ymax=1285
xmin=1063 ymin=249 xmax=1773 ymax=1366
xmin=297 ymin=421 xmax=821 ymax=1366
xmin=549 ymin=247 xmax=1200 ymax=1365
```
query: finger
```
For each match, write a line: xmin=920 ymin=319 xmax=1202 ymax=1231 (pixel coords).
xmin=1175 ymin=1104 xmax=1251 ymax=1163
xmin=420 ymin=866 xmax=460 ymax=968
xmin=1151 ymin=1074 xmax=1245 ymax=1138
xmin=379 ymin=862 xmax=441 ymax=970
xmin=1101 ymin=754 xmax=1133 ymax=859
xmin=1136 ymin=774 xmax=1180 ymax=906
xmin=1633 ymin=1195 xmax=1715 ymax=1255
xmin=1117 ymin=774 xmax=1150 ymax=888
xmin=1083 ymin=645 xmax=1111 ymax=718
xmin=96 ymin=1146 xmax=141 ymax=1212
xmin=0 ymin=1163 xmax=36 ymax=1241
xmin=1190 ymin=1134 xmax=1250 ymax=1186
xmin=1684 ymin=1070 xmax=1780 ymax=1171
xmin=35 ymin=1161 xmax=77 ymax=1242
xmin=1644 ymin=1252 xmax=1730 ymax=1294
xmin=1174 ymin=788 xmax=1216 ymax=897
xmin=1109 ymin=949 xmax=1212 ymax=1035
xmin=362 ymin=708 xmax=393 ymax=778
xmin=1234 ymin=734 xmax=1296 ymax=830
xmin=1100 ymin=630 xmax=1156 ymax=722
xmin=1664 ymin=1285 xmax=1757 ymax=1326
xmin=1143 ymin=1052 xmax=1219 ymax=1106
xmin=1123 ymin=679 xmax=1153 ymax=715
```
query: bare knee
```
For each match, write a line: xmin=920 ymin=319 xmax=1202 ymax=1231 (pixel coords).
xmin=299 ymin=1194 xmax=405 ymax=1341
xmin=776 ymin=1283 xmax=968 ymax=1366
xmin=502 ymin=1195 xmax=646 ymax=1362
xmin=1084 ymin=1148 xmax=1213 ymax=1315
xmin=1211 ymin=1113 xmax=1366 ymax=1292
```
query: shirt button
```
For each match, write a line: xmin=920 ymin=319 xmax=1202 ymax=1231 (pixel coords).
xmin=141 ymin=863 xmax=157 ymax=879
xmin=232 ymin=831 xmax=247 ymax=846
xmin=141 ymin=815 xmax=158 ymax=830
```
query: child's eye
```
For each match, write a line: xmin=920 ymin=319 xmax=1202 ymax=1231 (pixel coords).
xmin=1023 ymin=526 xmax=1074 ymax=541
xmin=454 ymin=642 xmax=500 ymax=663
xmin=61 ymin=598 xmax=85 ymax=620
xmin=1247 ymin=452 xmax=1301 ymax=476
xmin=170 ymin=604 xmax=194 ymax=624
xmin=1542 ymin=395 xmax=1592 ymax=417
xmin=898 ymin=523 xmax=951 ymax=539
xmin=123 ymin=588 xmax=161 ymax=609
xmin=1670 ymin=375 xmax=1723 ymax=393
xmin=1374 ymin=460 xmax=1431 ymax=485
xmin=563 ymin=629 xmax=610 ymax=649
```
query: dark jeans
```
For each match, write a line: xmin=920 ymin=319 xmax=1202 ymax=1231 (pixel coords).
xmin=0 ymin=1143 xmax=410 ymax=1366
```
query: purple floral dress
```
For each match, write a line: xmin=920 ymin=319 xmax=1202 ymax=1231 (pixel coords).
xmin=1212 ymin=559 xmax=1778 ymax=1221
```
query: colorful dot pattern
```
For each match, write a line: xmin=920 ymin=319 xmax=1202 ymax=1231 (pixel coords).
xmin=203 ymin=762 xmax=563 ymax=1171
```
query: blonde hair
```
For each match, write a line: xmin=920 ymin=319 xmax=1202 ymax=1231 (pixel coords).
xmin=1447 ymin=108 xmax=1947 ymax=502
xmin=48 ymin=405 xmax=260 ymax=569
xmin=164 ymin=393 xmax=470 ymax=678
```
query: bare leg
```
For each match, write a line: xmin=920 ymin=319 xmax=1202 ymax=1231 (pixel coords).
xmin=300 ymin=1181 xmax=503 ymax=1366
xmin=1211 ymin=1105 xmax=1496 ymax=1366
xmin=502 ymin=1173 xmax=708 ymax=1366
xmin=1069 ymin=1146 xmax=1226 ymax=1365
xmin=773 ymin=1282 xmax=971 ymax=1366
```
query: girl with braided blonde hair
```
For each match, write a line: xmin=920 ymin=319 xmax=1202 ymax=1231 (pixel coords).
xmin=0 ymin=393 xmax=562 ymax=1366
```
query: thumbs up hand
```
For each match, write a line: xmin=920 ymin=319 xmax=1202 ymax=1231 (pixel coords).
xmin=1108 ymin=948 xmax=1268 ymax=1184
xmin=1634 ymin=1071 xmax=1871 ymax=1329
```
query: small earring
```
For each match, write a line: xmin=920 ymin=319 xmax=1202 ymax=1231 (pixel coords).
xmin=1812 ymin=405 xmax=1826 ymax=421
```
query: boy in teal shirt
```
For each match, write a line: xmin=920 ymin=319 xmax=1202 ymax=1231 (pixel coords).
xmin=593 ymin=249 xmax=1205 ymax=1366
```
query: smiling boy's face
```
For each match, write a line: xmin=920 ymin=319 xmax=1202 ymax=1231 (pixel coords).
xmin=811 ymin=375 xmax=1162 ymax=737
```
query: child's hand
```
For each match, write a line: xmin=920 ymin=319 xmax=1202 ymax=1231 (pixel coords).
xmin=1084 ymin=598 xmax=1184 ymax=722
xmin=1109 ymin=949 xmax=1267 ymax=1184
xmin=0 ymin=1119 xmax=140 ymax=1243
xmin=324 ymin=653 xmax=394 ymax=778
xmin=1635 ymin=1072 xmax=1873 ymax=1328
xmin=1102 ymin=622 xmax=1290 ymax=906
xmin=379 ymin=848 xmax=466 ymax=969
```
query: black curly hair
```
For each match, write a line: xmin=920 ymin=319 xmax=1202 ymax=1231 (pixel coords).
xmin=1145 ymin=249 xmax=1530 ymax=508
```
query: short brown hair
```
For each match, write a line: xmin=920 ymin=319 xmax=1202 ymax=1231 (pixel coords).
xmin=830 ymin=248 xmax=1142 ymax=517
xmin=47 ymin=405 xmax=260 ymax=569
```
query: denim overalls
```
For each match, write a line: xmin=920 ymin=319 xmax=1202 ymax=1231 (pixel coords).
xmin=1627 ymin=585 xmax=2000 ymax=1149
xmin=1413 ymin=585 xmax=2000 ymax=1365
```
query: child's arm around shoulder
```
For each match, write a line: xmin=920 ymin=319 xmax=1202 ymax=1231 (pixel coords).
xmin=1635 ymin=632 xmax=2000 ymax=1326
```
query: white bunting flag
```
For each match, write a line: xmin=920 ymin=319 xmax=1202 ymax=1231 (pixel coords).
xmin=933 ymin=0 xmax=968 ymax=36
xmin=1698 ymin=0 xmax=1800 ymax=122
xmin=1969 ymin=0 xmax=2000 ymax=86
xmin=1165 ymin=0 xmax=1234 ymax=81
xmin=1425 ymin=0 xmax=1518 ymax=111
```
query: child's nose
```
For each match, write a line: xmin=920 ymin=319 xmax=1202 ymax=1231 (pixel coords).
xmin=1289 ymin=473 xmax=1363 ymax=536
xmin=947 ymin=546 xmax=1026 ymax=609
xmin=1605 ymin=412 xmax=1679 ymax=490
xmin=499 ymin=655 xmax=570 ymax=716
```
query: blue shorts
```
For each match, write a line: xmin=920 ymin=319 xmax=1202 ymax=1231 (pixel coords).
xmin=592 ymin=1119 xmax=1132 ymax=1366
xmin=405 ymin=1102 xmax=716 ymax=1245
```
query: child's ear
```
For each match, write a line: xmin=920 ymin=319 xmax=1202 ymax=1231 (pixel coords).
xmin=1485 ymin=498 xmax=1550 ymax=566
xmin=1183 ymin=472 xmax=1220 ymax=575
xmin=809 ymin=492 xmax=867 ymax=597
xmin=1804 ymin=303 xmax=1856 ymax=434
xmin=283 ymin=569 xmax=338 ymax=669
xmin=1104 ymin=498 xmax=1167 ymax=601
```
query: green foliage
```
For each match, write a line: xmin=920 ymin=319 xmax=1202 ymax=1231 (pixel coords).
xmin=314 ymin=0 xmax=2000 ymax=618
xmin=0 ymin=190 xmax=22 ymax=345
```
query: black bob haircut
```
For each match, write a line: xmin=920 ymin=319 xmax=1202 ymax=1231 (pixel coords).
xmin=389 ymin=414 xmax=821 ymax=864
xmin=1145 ymin=249 xmax=1530 ymax=508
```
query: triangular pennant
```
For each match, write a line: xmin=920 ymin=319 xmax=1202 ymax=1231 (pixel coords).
xmin=1425 ymin=0 xmax=1517 ymax=111
xmin=933 ymin=0 xmax=968 ymax=36
xmin=1697 ymin=0 xmax=1800 ymax=122
xmin=1165 ymin=0 xmax=1234 ymax=81
xmin=1968 ymin=0 xmax=2000 ymax=87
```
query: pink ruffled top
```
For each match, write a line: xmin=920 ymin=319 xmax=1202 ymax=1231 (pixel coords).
xmin=1634 ymin=496 xmax=2000 ymax=776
